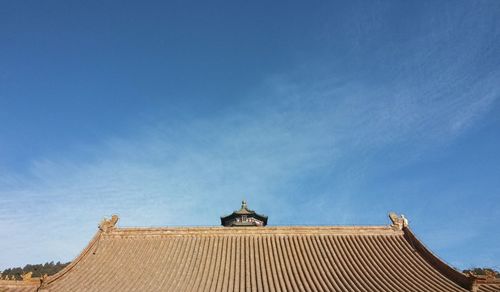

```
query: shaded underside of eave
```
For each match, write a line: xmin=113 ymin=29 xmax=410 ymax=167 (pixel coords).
xmin=221 ymin=213 xmax=269 ymax=225
xmin=43 ymin=227 xmax=472 ymax=292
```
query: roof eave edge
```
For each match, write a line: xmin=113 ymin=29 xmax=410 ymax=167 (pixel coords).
xmin=43 ymin=230 xmax=103 ymax=286
xmin=402 ymin=227 xmax=473 ymax=290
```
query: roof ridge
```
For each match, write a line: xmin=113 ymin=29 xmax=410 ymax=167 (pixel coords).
xmin=103 ymin=225 xmax=402 ymax=237
xmin=112 ymin=225 xmax=394 ymax=229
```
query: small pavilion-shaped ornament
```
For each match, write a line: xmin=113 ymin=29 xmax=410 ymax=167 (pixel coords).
xmin=221 ymin=200 xmax=268 ymax=227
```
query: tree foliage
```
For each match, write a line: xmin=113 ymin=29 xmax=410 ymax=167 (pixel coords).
xmin=1 ymin=261 xmax=70 ymax=280
xmin=463 ymin=268 xmax=500 ymax=278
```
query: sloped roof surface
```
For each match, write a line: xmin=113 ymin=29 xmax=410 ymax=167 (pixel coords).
xmin=0 ymin=281 xmax=38 ymax=292
xmin=35 ymin=225 xmax=478 ymax=292
xmin=478 ymin=284 xmax=500 ymax=292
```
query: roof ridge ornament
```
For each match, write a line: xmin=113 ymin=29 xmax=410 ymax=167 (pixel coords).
xmin=40 ymin=274 xmax=48 ymax=284
xmin=21 ymin=272 xmax=32 ymax=282
xmin=388 ymin=212 xmax=409 ymax=230
xmin=99 ymin=215 xmax=119 ymax=233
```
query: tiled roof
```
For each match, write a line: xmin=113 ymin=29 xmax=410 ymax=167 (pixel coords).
xmin=30 ymin=224 xmax=487 ymax=292
xmin=0 ymin=280 xmax=38 ymax=292
xmin=472 ymin=275 xmax=500 ymax=292
xmin=3 ymin=215 xmax=498 ymax=292
xmin=478 ymin=284 xmax=500 ymax=292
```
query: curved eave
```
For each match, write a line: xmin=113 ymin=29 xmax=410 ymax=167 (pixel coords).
xmin=44 ymin=229 xmax=103 ymax=286
xmin=402 ymin=227 xmax=473 ymax=290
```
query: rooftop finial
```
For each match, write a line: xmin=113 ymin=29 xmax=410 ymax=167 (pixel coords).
xmin=241 ymin=200 xmax=247 ymax=209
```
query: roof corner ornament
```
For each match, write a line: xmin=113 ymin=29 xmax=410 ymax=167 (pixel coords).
xmin=37 ymin=273 xmax=49 ymax=290
xmin=99 ymin=214 xmax=119 ymax=233
xmin=467 ymin=270 xmax=499 ymax=291
xmin=389 ymin=212 xmax=409 ymax=230
xmin=21 ymin=272 xmax=32 ymax=282
xmin=40 ymin=274 xmax=48 ymax=284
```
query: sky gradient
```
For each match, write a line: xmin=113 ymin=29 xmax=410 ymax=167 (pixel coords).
xmin=1 ymin=1 xmax=500 ymax=270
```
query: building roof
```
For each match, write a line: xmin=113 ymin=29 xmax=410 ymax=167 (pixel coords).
xmin=2 ymin=214 xmax=499 ymax=292
xmin=220 ymin=200 xmax=268 ymax=227
xmin=0 ymin=280 xmax=38 ymax=292
xmin=478 ymin=284 xmax=500 ymax=292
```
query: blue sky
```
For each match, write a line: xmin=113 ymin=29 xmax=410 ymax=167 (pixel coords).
xmin=1 ymin=1 xmax=499 ymax=270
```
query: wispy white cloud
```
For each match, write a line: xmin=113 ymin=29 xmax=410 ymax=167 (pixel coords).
xmin=1 ymin=4 xmax=499 ymax=269
xmin=1 ymin=61 xmax=497 ymax=268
